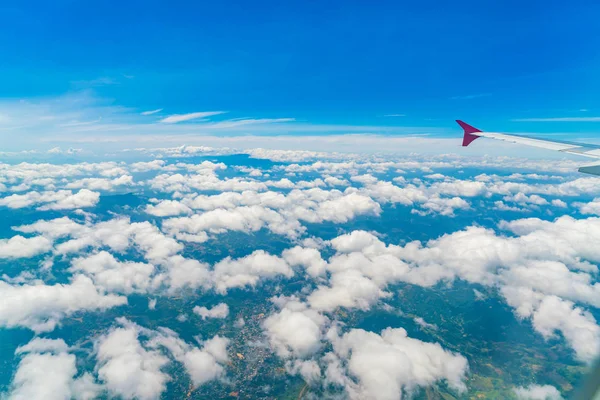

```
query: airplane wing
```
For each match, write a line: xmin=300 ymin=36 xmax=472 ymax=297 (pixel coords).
xmin=457 ymin=120 xmax=600 ymax=176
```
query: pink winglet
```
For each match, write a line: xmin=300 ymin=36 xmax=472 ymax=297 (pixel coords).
xmin=456 ymin=120 xmax=481 ymax=147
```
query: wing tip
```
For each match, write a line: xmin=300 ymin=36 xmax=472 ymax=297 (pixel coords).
xmin=457 ymin=120 xmax=481 ymax=147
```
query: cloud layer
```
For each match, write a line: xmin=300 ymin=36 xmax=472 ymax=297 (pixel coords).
xmin=2 ymin=150 xmax=598 ymax=399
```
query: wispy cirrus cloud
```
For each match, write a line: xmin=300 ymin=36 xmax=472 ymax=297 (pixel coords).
xmin=141 ymin=109 xmax=163 ymax=116
xmin=382 ymin=114 xmax=406 ymax=117
xmin=512 ymin=117 xmax=600 ymax=122
xmin=204 ymin=118 xmax=295 ymax=128
xmin=58 ymin=118 xmax=103 ymax=127
xmin=450 ymin=93 xmax=492 ymax=100
xmin=0 ymin=92 xmax=449 ymax=151
xmin=71 ymin=77 xmax=120 ymax=88
xmin=160 ymin=111 xmax=226 ymax=123
xmin=3 ymin=90 xmax=588 ymax=159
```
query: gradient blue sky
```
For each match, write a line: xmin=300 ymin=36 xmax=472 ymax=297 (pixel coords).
xmin=2 ymin=0 xmax=600 ymax=149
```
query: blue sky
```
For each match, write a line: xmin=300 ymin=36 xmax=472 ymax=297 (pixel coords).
xmin=3 ymin=4 xmax=600 ymax=396
xmin=2 ymin=0 xmax=600 ymax=149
